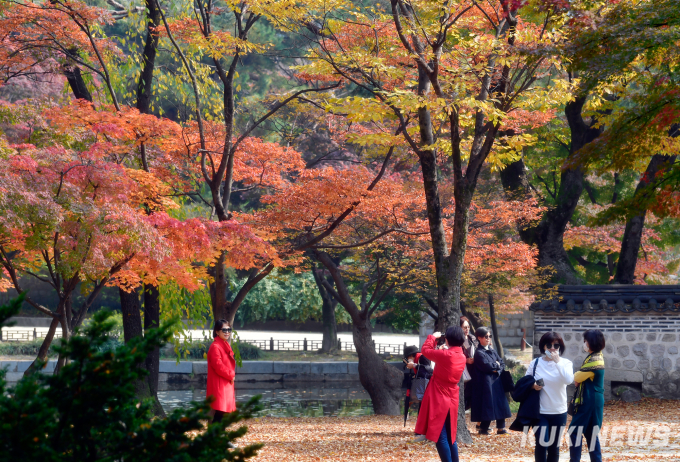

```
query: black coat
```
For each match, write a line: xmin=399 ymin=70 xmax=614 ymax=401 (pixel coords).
xmin=471 ymin=347 xmax=511 ymax=422
xmin=509 ymin=358 xmax=541 ymax=432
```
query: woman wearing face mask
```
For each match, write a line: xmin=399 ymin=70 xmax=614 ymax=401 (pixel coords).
xmin=568 ymin=329 xmax=605 ymax=462
xmin=526 ymin=332 xmax=574 ymax=462
xmin=207 ymin=319 xmax=236 ymax=423
xmin=471 ymin=327 xmax=511 ymax=435
xmin=460 ymin=316 xmax=477 ymax=411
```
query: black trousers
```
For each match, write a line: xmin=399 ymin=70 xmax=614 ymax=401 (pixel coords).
xmin=213 ymin=410 xmax=225 ymax=423
xmin=535 ymin=412 xmax=567 ymax=462
xmin=480 ymin=419 xmax=506 ymax=431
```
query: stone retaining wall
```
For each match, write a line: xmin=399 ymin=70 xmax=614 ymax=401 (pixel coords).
xmin=2 ymin=360 xmax=403 ymax=384
xmin=533 ymin=312 xmax=680 ymax=399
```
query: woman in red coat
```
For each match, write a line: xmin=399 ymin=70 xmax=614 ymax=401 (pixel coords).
xmin=207 ymin=319 xmax=236 ymax=423
xmin=415 ymin=326 xmax=467 ymax=462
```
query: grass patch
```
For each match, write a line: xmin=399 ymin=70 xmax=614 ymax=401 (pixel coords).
xmin=163 ymin=339 xmax=264 ymax=360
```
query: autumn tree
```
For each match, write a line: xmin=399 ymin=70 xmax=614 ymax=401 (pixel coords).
xmin=297 ymin=0 xmax=570 ymax=337
xmin=500 ymin=0 xmax=680 ymax=284
xmin=245 ymin=163 xmax=431 ymax=414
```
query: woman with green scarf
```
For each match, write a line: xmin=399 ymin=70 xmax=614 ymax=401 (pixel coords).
xmin=569 ymin=329 xmax=606 ymax=462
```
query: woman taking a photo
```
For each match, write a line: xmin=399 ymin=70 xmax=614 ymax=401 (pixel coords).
xmin=569 ymin=329 xmax=605 ymax=462
xmin=414 ymin=327 xmax=466 ymax=462
xmin=527 ymin=332 xmax=574 ymax=462
xmin=471 ymin=327 xmax=511 ymax=435
xmin=460 ymin=316 xmax=477 ymax=411
xmin=207 ymin=319 xmax=236 ymax=423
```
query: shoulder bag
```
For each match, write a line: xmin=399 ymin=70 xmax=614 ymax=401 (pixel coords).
xmin=498 ymin=352 xmax=515 ymax=392
xmin=410 ymin=363 xmax=429 ymax=401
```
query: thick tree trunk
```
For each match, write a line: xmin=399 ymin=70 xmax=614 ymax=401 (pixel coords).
xmin=500 ymin=96 xmax=604 ymax=284
xmin=63 ymin=65 xmax=92 ymax=101
xmin=144 ymin=285 xmax=166 ymax=417
xmin=488 ymin=294 xmax=504 ymax=358
xmin=442 ymin=182 xmax=473 ymax=331
xmin=54 ymin=304 xmax=72 ymax=375
xmin=120 ymin=287 xmax=144 ymax=341
xmin=119 ymin=287 xmax=154 ymax=403
xmin=614 ymin=154 xmax=677 ymax=284
xmin=313 ymin=263 xmax=338 ymax=353
xmin=353 ymin=318 xmax=403 ymax=415
xmin=24 ymin=315 xmax=60 ymax=377
xmin=136 ymin=0 xmax=161 ymax=115
xmin=209 ymin=252 xmax=230 ymax=323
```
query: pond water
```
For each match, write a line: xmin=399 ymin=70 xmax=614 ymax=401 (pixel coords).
xmin=158 ymin=383 xmax=391 ymax=418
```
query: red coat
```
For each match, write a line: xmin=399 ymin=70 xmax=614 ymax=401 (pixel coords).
xmin=414 ymin=335 xmax=466 ymax=442
xmin=206 ymin=338 xmax=236 ymax=412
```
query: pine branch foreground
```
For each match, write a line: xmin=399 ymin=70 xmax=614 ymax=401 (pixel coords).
xmin=0 ymin=294 xmax=263 ymax=462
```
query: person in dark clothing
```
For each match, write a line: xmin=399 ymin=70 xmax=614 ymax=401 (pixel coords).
xmin=460 ymin=316 xmax=477 ymax=411
xmin=470 ymin=326 xmax=511 ymax=435
xmin=402 ymin=345 xmax=433 ymax=389
xmin=569 ymin=329 xmax=606 ymax=462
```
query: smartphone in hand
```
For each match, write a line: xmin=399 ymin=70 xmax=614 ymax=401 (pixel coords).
xmin=536 ymin=378 xmax=544 ymax=387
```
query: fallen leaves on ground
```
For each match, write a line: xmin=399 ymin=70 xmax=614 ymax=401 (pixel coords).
xmin=238 ymin=398 xmax=680 ymax=461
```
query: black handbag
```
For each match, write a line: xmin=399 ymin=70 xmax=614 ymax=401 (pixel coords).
xmin=410 ymin=363 xmax=429 ymax=401
xmin=567 ymin=390 xmax=576 ymax=416
xmin=500 ymin=369 xmax=515 ymax=392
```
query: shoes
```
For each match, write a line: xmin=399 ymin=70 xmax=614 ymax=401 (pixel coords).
xmin=478 ymin=429 xmax=490 ymax=435
xmin=497 ymin=429 xmax=508 ymax=435
xmin=411 ymin=435 xmax=427 ymax=443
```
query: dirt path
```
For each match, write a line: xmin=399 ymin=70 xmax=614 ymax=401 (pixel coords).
xmin=238 ymin=398 xmax=680 ymax=461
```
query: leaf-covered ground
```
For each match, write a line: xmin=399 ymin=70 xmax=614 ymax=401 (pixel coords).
xmin=239 ymin=398 xmax=680 ymax=461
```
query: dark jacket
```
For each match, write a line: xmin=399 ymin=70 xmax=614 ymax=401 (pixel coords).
xmin=509 ymin=358 xmax=541 ymax=432
xmin=471 ymin=347 xmax=511 ymax=422
xmin=569 ymin=368 xmax=605 ymax=430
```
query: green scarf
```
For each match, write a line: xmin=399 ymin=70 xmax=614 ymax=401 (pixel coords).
xmin=573 ymin=352 xmax=605 ymax=413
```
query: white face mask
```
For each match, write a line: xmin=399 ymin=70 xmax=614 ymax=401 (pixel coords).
xmin=583 ymin=342 xmax=589 ymax=353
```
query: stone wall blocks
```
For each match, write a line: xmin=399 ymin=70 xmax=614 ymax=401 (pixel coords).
xmin=646 ymin=333 xmax=658 ymax=342
xmin=663 ymin=358 xmax=672 ymax=371
xmin=159 ymin=361 xmax=193 ymax=374
xmin=669 ymin=346 xmax=679 ymax=355
xmin=662 ymin=334 xmax=677 ymax=342
xmin=605 ymin=369 xmax=643 ymax=382
xmin=348 ymin=362 xmax=359 ymax=375
xmin=192 ymin=361 xmax=208 ymax=375
xmin=623 ymin=360 xmax=637 ymax=369
xmin=612 ymin=333 xmax=622 ymax=342
xmin=605 ymin=345 xmax=614 ymax=354
xmin=235 ymin=373 xmax=283 ymax=382
xmin=238 ymin=361 xmax=274 ymax=374
xmin=273 ymin=362 xmax=311 ymax=374
xmin=632 ymin=343 xmax=647 ymax=357
xmin=626 ymin=334 xmax=636 ymax=342
xmin=638 ymin=359 xmax=650 ymax=369
xmin=610 ymin=358 xmax=621 ymax=368
xmin=617 ymin=346 xmax=630 ymax=357
xmin=650 ymin=344 xmax=665 ymax=357
xmin=310 ymin=362 xmax=348 ymax=375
